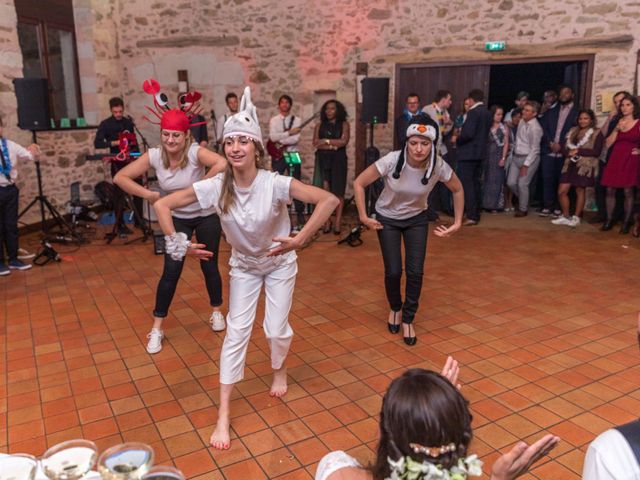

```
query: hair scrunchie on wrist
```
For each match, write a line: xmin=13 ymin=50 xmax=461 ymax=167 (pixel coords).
xmin=164 ymin=232 xmax=191 ymax=260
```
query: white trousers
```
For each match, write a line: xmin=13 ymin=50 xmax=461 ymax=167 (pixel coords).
xmin=219 ymin=253 xmax=297 ymax=385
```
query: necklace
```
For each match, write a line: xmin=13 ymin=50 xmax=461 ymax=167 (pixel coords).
xmin=565 ymin=128 xmax=593 ymax=150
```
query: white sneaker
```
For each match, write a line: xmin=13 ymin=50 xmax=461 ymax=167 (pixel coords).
xmin=146 ymin=328 xmax=164 ymax=354
xmin=17 ymin=248 xmax=35 ymax=260
xmin=209 ymin=311 xmax=226 ymax=332
xmin=569 ymin=215 xmax=581 ymax=227
xmin=551 ymin=216 xmax=573 ymax=226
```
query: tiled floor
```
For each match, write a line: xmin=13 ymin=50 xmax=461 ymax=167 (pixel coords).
xmin=1 ymin=213 xmax=639 ymax=479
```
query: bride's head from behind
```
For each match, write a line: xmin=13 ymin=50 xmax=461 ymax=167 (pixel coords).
xmin=371 ymin=368 xmax=473 ymax=479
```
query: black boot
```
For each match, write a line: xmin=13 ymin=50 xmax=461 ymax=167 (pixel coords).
xmin=600 ymin=220 xmax=614 ymax=231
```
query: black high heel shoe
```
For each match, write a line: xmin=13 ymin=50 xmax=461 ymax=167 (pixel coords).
xmin=403 ymin=323 xmax=417 ymax=346
xmin=387 ymin=311 xmax=400 ymax=334
xmin=620 ymin=220 xmax=633 ymax=234
xmin=600 ymin=220 xmax=614 ymax=231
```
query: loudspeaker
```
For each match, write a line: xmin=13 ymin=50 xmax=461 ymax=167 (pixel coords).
xmin=361 ymin=77 xmax=389 ymax=124
xmin=13 ymin=78 xmax=50 ymax=130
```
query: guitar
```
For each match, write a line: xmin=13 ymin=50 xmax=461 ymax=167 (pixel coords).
xmin=266 ymin=112 xmax=319 ymax=159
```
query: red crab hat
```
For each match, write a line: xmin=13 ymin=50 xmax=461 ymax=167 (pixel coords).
xmin=142 ymin=78 xmax=205 ymax=131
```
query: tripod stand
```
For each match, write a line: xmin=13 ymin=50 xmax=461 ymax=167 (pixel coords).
xmin=18 ymin=131 xmax=81 ymax=243
xmin=104 ymin=186 xmax=151 ymax=244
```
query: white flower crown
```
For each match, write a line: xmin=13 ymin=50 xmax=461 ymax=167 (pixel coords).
xmin=386 ymin=454 xmax=483 ymax=480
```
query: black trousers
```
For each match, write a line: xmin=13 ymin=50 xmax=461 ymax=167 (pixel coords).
xmin=272 ymin=158 xmax=305 ymax=222
xmin=457 ymin=160 xmax=483 ymax=221
xmin=376 ymin=211 xmax=429 ymax=325
xmin=154 ymin=213 xmax=223 ymax=317
xmin=0 ymin=184 xmax=19 ymax=263
xmin=541 ymin=154 xmax=564 ymax=210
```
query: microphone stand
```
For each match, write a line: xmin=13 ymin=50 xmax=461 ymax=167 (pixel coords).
xmin=125 ymin=117 xmax=154 ymax=244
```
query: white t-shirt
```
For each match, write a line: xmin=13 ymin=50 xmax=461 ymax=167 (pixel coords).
xmin=193 ymin=169 xmax=294 ymax=259
xmin=148 ymin=143 xmax=214 ymax=219
xmin=315 ymin=451 xmax=362 ymax=480
xmin=374 ymin=149 xmax=453 ymax=220
xmin=0 ymin=139 xmax=34 ymax=187
xmin=583 ymin=428 xmax=640 ymax=480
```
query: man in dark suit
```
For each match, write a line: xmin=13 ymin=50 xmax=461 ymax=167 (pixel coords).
xmin=394 ymin=93 xmax=421 ymax=149
xmin=539 ymin=85 xmax=578 ymax=216
xmin=455 ymin=89 xmax=492 ymax=225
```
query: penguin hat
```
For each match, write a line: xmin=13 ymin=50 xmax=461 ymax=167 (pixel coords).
xmin=222 ymin=86 xmax=263 ymax=146
xmin=392 ymin=115 xmax=439 ymax=185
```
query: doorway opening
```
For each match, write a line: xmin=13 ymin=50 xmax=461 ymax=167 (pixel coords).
xmin=488 ymin=60 xmax=591 ymax=112
xmin=394 ymin=55 xmax=594 ymax=148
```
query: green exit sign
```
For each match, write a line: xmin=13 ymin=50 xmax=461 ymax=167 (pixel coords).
xmin=485 ymin=41 xmax=506 ymax=51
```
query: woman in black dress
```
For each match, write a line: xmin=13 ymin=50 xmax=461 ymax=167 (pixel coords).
xmin=313 ymin=100 xmax=350 ymax=234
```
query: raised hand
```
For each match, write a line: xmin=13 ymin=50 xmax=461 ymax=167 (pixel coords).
xmin=490 ymin=434 xmax=560 ymax=480
xmin=440 ymin=356 xmax=461 ymax=390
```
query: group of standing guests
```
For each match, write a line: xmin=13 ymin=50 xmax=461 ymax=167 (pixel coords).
xmin=400 ymin=86 xmax=640 ymax=233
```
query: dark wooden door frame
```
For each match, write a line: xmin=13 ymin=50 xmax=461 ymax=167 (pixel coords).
xmin=395 ymin=54 xmax=595 ymax=114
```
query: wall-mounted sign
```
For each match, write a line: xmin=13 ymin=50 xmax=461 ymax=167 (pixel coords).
xmin=485 ymin=41 xmax=506 ymax=52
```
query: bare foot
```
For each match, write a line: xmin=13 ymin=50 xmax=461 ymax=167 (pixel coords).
xmin=270 ymin=366 xmax=288 ymax=397
xmin=209 ymin=416 xmax=230 ymax=450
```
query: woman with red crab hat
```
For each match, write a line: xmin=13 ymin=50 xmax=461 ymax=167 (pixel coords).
xmin=115 ymin=79 xmax=228 ymax=354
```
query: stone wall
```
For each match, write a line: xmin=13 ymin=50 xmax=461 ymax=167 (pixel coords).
xmin=4 ymin=0 xmax=640 ymax=225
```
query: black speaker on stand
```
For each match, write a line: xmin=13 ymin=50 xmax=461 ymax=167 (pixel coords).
xmin=13 ymin=78 xmax=81 ymax=244
xmin=361 ymin=77 xmax=389 ymax=215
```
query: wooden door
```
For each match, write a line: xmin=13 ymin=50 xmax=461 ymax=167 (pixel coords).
xmin=395 ymin=64 xmax=490 ymax=148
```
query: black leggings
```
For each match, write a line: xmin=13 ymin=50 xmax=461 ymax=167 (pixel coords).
xmin=153 ymin=213 xmax=223 ymax=317
xmin=376 ymin=211 xmax=429 ymax=324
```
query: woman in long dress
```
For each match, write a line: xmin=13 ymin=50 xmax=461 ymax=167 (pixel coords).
xmin=483 ymin=105 xmax=510 ymax=212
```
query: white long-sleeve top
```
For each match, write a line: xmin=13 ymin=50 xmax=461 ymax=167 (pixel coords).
xmin=0 ymin=139 xmax=34 ymax=187
xmin=268 ymin=114 xmax=301 ymax=152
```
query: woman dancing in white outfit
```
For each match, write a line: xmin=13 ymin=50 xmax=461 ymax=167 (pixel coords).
xmin=154 ymin=87 xmax=338 ymax=449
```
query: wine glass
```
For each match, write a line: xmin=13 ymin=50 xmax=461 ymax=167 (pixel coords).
xmin=141 ymin=466 xmax=185 ymax=480
xmin=97 ymin=443 xmax=154 ymax=480
xmin=41 ymin=439 xmax=98 ymax=480
xmin=0 ymin=453 xmax=38 ymax=480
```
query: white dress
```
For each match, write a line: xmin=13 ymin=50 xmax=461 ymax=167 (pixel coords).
xmin=315 ymin=451 xmax=363 ymax=480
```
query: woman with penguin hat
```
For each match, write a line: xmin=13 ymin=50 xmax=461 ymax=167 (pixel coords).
xmin=354 ymin=114 xmax=464 ymax=346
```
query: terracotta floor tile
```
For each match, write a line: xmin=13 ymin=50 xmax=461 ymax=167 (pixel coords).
xmin=4 ymin=220 xmax=639 ymax=477
xmin=302 ymin=411 xmax=342 ymax=435
xmin=242 ymin=428 xmax=285 ymax=456
xmin=164 ymin=430 xmax=204 ymax=457
xmin=256 ymin=447 xmax=301 ymax=478
xmin=174 ymin=448 xmax=217 ymax=477
xmin=82 ymin=417 xmax=120 ymax=440
xmin=115 ymin=408 xmax=153 ymax=432
xmin=319 ymin=427 xmax=361 ymax=451
xmin=221 ymin=458 xmax=267 ymax=480
xmin=289 ymin=438 xmax=330 ymax=465
xmin=273 ymin=419 xmax=314 ymax=445
xmin=78 ymin=403 xmax=112 ymax=424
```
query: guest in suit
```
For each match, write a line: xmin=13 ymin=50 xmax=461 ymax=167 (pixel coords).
xmin=539 ymin=85 xmax=578 ymax=216
xmin=394 ymin=93 xmax=421 ymax=149
xmin=455 ymin=89 xmax=492 ymax=225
